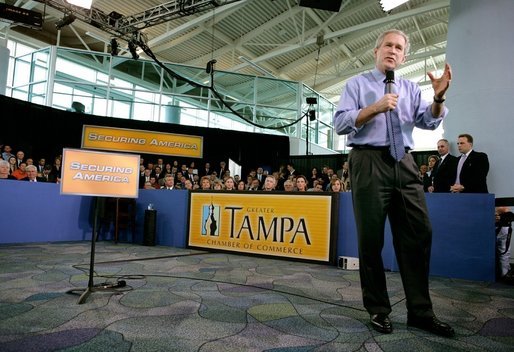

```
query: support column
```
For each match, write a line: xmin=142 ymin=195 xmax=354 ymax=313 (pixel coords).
xmin=444 ymin=0 xmax=514 ymax=197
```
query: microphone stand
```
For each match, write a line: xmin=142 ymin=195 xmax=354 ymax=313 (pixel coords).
xmin=66 ymin=197 xmax=109 ymax=304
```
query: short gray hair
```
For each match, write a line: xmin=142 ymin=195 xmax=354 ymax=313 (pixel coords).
xmin=375 ymin=29 xmax=410 ymax=55
xmin=0 ymin=160 xmax=9 ymax=168
xmin=26 ymin=165 xmax=37 ymax=172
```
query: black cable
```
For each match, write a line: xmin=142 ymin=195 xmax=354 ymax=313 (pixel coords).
xmin=135 ymin=38 xmax=307 ymax=130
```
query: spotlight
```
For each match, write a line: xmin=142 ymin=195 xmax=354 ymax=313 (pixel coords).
xmin=206 ymin=59 xmax=217 ymax=74
xmin=379 ymin=0 xmax=409 ymax=12
xmin=65 ymin=0 xmax=92 ymax=9
xmin=128 ymin=40 xmax=139 ymax=60
xmin=108 ymin=11 xmax=124 ymax=27
xmin=110 ymin=38 xmax=119 ymax=56
xmin=55 ymin=13 xmax=76 ymax=30
xmin=306 ymin=97 xmax=317 ymax=105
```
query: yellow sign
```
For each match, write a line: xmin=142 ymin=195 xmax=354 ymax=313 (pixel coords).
xmin=81 ymin=125 xmax=203 ymax=158
xmin=60 ymin=148 xmax=140 ymax=198
xmin=188 ymin=192 xmax=334 ymax=262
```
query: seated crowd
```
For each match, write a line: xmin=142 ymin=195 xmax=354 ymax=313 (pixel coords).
xmin=0 ymin=144 xmax=351 ymax=192
xmin=137 ymin=157 xmax=351 ymax=192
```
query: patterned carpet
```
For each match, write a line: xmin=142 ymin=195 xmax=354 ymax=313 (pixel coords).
xmin=0 ymin=241 xmax=513 ymax=352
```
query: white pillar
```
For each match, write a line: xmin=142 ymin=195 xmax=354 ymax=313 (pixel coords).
xmin=444 ymin=0 xmax=514 ymax=197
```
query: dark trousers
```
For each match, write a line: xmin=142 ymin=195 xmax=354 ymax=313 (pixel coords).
xmin=349 ymin=149 xmax=434 ymax=318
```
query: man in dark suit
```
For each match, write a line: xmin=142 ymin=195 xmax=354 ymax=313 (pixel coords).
xmin=450 ymin=133 xmax=489 ymax=193
xmin=430 ymin=139 xmax=458 ymax=192
xmin=21 ymin=165 xmax=46 ymax=182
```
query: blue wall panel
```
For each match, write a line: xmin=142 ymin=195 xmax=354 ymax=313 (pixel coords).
xmin=0 ymin=181 xmax=495 ymax=281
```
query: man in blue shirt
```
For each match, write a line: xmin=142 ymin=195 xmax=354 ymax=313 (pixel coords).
xmin=334 ymin=29 xmax=454 ymax=337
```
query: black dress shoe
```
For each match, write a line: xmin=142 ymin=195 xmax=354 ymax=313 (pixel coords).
xmin=407 ymin=316 xmax=455 ymax=337
xmin=370 ymin=313 xmax=393 ymax=334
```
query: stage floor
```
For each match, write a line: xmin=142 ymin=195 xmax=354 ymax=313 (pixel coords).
xmin=0 ymin=241 xmax=513 ymax=351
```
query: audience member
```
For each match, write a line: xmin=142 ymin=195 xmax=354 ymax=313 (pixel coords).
xmin=51 ymin=156 xmax=62 ymax=182
xmin=2 ymin=145 xmax=14 ymax=161
xmin=431 ymin=139 xmax=458 ymax=193
xmin=255 ymin=167 xmax=265 ymax=186
xmin=308 ymin=183 xmax=324 ymax=192
xmin=450 ymin=133 xmax=489 ymax=193
xmin=213 ymin=180 xmax=224 ymax=190
xmin=224 ymin=177 xmax=236 ymax=191
xmin=22 ymin=165 xmax=46 ymax=182
xmin=161 ymin=175 xmax=176 ymax=190
xmin=283 ymin=180 xmax=295 ymax=192
xmin=199 ymin=162 xmax=212 ymax=177
xmin=15 ymin=150 xmax=25 ymax=167
xmin=42 ymin=165 xmax=56 ymax=182
xmin=216 ymin=161 xmax=227 ymax=177
xmin=262 ymin=175 xmax=276 ymax=191
xmin=336 ymin=161 xmax=349 ymax=182
xmin=183 ymin=179 xmax=193 ymax=190
xmin=200 ymin=176 xmax=212 ymax=190
xmin=149 ymin=176 xmax=160 ymax=189
xmin=140 ymin=168 xmax=152 ymax=189
xmin=236 ymin=180 xmax=246 ymax=191
xmin=11 ymin=162 xmax=27 ymax=180
xmin=7 ymin=156 xmax=17 ymax=175
xmin=248 ymin=178 xmax=260 ymax=191
xmin=0 ymin=160 xmax=16 ymax=180
xmin=37 ymin=158 xmax=46 ymax=174
xmin=309 ymin=167 xmax=319 ymax=187
xmin=418 ymin=164 xmax=428 ymax=182
xmin=295 ymin=175 xmax=308 ymax=192
xmin=286 ymin=163 xmax=298 ymax=177
xmin=330 ymin=178 xmax=344 ymax=192
xmin=423 ymin=155 xmax=439 ymax=192
xmin=143 ymin=181 xmax=154 ymax=190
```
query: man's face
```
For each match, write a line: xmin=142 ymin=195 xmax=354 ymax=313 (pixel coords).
xmin=16 ymin=151 xmax=24 ymax=159
xmin=26 ymin=168 xmax=37 ymax=180
xmin=39 ymin=159 xmax=45 ymax=166
xmin=437 ymin=141 xmax=449 ymax=156
xmin=264 ymin=177 xmax=275 ymax=190
xmin=457 ymin=137 xmax=472 ymax=154
xmin=165 ymin=177 xmax=174 ymax=187
xmin=374 ymin=33 xmax=406 ymax=73
xmin=0 ymin=163 xmax=9 ymax=174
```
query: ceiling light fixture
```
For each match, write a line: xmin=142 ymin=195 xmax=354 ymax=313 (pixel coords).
xmin=65 ymin=0 xmax=93 ymax=10
xmin=379 ymin=0 xmax=409 ymax=12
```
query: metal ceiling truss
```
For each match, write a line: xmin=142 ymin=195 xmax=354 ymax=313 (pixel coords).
xmin=34 ymin=0 xmax=243 ymax=40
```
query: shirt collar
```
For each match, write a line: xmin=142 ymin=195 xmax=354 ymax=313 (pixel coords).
xmin=371 ymin=68 xmax=385 ymax=83
xmin=372 ymin=68 xmax=400 ymax=84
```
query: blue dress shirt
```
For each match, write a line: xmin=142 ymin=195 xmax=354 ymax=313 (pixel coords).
xmin=333 ymin=68 xmax=447 ymax=149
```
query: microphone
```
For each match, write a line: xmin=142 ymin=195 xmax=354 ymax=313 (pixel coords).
xmin=206 ymin=59 xmax=217 ymax=74
xmin=385 ymin=70 xmax=395 ymax=94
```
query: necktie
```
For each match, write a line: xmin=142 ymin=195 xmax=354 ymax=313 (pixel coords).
xmin=455 ymin=154 xmax=467 ymax=184
xmin=384 ymin=81 xmax=405 ymax=161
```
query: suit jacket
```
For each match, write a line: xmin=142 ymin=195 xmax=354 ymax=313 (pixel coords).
xmin=432 ymin=154 xmax=458 ymax=193
xmin=21 ymin=176 xmax=47 ymax=182
xmin=457 ymin=150 xmax=489 ymax=193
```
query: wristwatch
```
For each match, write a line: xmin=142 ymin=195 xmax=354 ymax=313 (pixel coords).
xmin=433 ymin=95 xmax=446 ymax=104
